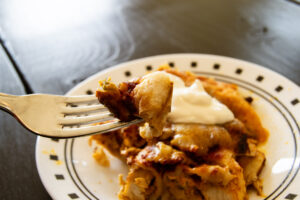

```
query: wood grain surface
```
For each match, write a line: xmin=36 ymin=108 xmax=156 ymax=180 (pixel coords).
xmin=0 ymin=0 xmax=299 ymax=95
xmin=0 ymin=0 xmax=299 ymax=199
xmin=0 ymin=45 xmax=51 ymax=199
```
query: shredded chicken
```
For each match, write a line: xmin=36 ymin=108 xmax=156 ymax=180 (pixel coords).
xmin=135 ymin=142 xmax=194 ymax=166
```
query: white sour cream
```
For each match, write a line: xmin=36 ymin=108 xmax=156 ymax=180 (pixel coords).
xmin=163 ymin=72 xmax=234 ymax=124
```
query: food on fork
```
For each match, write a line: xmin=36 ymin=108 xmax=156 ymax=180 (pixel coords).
xmin=91 ymin=66 xmax=269 ymax=200
xmin=96 ymin=72 xmax=173 ymax=139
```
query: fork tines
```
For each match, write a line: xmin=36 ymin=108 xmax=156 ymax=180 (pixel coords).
xmin=61 ymin=118 xmax=144 ymax=137
xmin=60 ymin=95 xmax=113 ymax=127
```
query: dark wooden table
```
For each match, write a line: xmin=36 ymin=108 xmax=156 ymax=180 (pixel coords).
xmin=0 ymin=0 xmax=299 ymax=199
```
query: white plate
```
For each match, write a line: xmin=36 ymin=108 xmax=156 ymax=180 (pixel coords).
xmin=36 ymin=54 xmax=300 ymax=200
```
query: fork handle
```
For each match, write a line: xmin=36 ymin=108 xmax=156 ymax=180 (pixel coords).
xmin=0 ymin=92 xmax=17 ymax=113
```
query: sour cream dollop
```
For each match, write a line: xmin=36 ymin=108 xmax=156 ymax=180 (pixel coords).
xmin=162 ymin=72 xmax=234 ymax=124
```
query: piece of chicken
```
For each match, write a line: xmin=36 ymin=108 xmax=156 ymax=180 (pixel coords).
xmin=135 ymin=142 xmax=195 ymax=166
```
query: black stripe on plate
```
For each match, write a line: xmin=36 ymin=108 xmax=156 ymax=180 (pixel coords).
xmin=68 ymin=193 xmax=79 ymax=199
xmin=291 ymin=99 xmax=299 ymax=106
xmin=50 ymin=155 xmax=58 ymax=161
xmin=55 ymin=174 xmax=65 ymax=180
xmin=285 ymin=193 xmax=297 ymax=199
xmin=235 ymin=68 xmax=243 ymax=74
xmin=275 ymin=85 xmax=283 ymax=92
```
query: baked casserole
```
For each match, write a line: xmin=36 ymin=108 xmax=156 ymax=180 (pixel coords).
xmin=90 ymin=66 xmax=268 ymax=200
